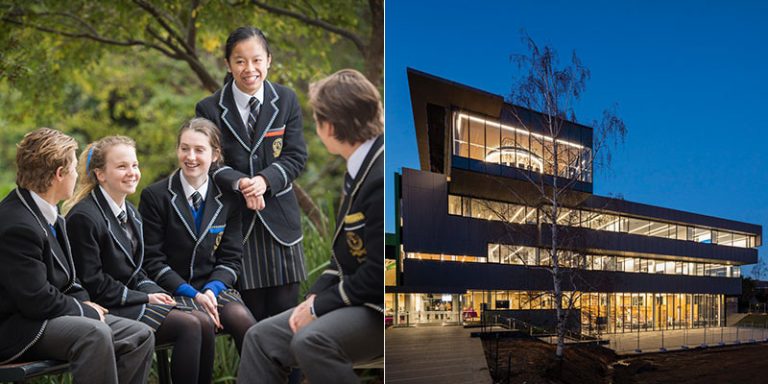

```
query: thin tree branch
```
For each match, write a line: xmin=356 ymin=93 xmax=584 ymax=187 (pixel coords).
xmin=249 ymin=0 xmax=366 ymax=55
xmin=132 ymin=0 xmax=195 ymax=55
xmin=0 ymin=16 xmax=176 ymax=57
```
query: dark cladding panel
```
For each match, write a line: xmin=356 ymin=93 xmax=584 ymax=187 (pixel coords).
xmin=403 ymin=259 xmax=742 ymax=295
xmin=401 ymin=169 xmax=478 ymax=256
xmin=400 ymin=168 xmax=538 ymax=257
xmin=426 ymin=103 xmax=446 ymax=174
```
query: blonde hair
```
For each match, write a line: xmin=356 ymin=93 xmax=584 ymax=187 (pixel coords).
xmin=177 ymin=117 xmax=224 ymax=167
xmin=63 ymin=135 xmax=136 ymax=212
xmin=16 ymin=128 xmax=78 ymax=193
xmin=309 ymin=69 xmax=383 ymax=144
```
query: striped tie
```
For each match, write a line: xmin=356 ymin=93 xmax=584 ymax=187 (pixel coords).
xmin=117 ymin=210 xmax=127 ymax=227
xmin=191 ymin=191 xmax=202 ymax=211
xmin=247 ymin=96 xmax=261 ymax=137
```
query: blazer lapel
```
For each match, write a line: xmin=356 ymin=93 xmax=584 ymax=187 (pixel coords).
xmin=91 ymin=189 xmax=136 ymax=268
xmin=168 ymin=170 xmax=198 ymax=241
xmin=196 ymin=179 xmax=224 ymax=244
xmin=56 ymin=216 xmax=78 ymax=281
xmin=15 ymin=188 xmax=71 ymax=280
xmin=126 ymin=205 xmax=145 ymax=279
xmin=251 ymin=80 xmax=280 ymax=151
xmin=332 ymin=136 xmax=384 ymax=246
xmin=218 ymin=81 xmax=253 ymax=151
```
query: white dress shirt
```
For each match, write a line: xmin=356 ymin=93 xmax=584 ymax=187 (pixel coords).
xmin=232 ymin=81 xmax=265 ymax=128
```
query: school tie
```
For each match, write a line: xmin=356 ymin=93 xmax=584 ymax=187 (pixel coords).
xmin=118 ymin=210 xmax=138 ymax=256
xmin=48 ymin=223 xmax=57 ymax=239
xmin=247 ymin=96 xmax=261 ymax=137
xmin=191 ymin=191 xmax=202 ymax=211
xmin=344 ymin=172 xmax=354 ymax=196
xmin=117 ymin=210 xmax=128 ymax=227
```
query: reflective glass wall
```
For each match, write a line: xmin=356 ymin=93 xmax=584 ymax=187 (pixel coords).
xmin=448 ymin=194 xmax=757 ymax=249
xmin=452 ymin=112 xmax=592 ymax=182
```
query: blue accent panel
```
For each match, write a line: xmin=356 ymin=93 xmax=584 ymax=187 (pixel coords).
xmin=174 ymin=283 xmax=199 ymax=298
xmin=203 ymin=280 xmax=226 ymax=296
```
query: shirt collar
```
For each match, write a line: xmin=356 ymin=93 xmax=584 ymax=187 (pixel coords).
xmin=99 ymin=185 xmax=126 ymax=219
xmin=29 ymin=190 xmax=59 ymax=226
xmin=347 ymin=137 xmax=376 ymax=180
xmin=231 ymin=80 xmax=265 ymax=110
xmin=179 ymin=172 xmax=208 ymax=203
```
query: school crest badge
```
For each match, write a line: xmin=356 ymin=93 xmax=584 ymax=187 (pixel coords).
xmin=213 ymin=232 xmax=224 ymax=252
xmin=346 ymin=231 xmax=366 ymax=260
xmin=273 ymin=138 xmax=283 ymax=158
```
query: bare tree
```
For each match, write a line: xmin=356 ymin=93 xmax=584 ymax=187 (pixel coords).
xmin=751 ymin=257 xmax=768 ymax=281
xmin=510 ymin=34 xmax=626 ymax=359
xmin=466 ymin=33 xmax=626 ymax=360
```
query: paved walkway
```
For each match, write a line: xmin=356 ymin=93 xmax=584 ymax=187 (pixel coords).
xmin=386 ymin=326 xmax=492 ymax=384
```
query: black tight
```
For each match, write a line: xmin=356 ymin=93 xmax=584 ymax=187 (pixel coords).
xmin=220 ymin=302 xmax=257 ymax=353
xmin=155 ymin=309 xmax=215 ymax=384
xmin=240 ymin=283 xmax=300 ymax=321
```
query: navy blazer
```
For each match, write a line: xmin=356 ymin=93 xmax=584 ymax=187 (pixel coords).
xmin=195 ymin=80 xmax=307 ymax=246
xmin=66 ymin=188 xmax=166 ymax=320
xmin=309 ymin=136 xmax=384 ymax=316
xmin=140 ymin=170 xmax=243 ymax=292
xmin=0 ymin=188 xmax=99 ymax=363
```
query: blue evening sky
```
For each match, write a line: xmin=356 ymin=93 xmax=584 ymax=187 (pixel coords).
xmin=384 ymin=0 xmax=768 ymax=276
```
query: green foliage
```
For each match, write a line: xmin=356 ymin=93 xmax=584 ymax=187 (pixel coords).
xmin=1 ymin=0 xmax=377 ymax=381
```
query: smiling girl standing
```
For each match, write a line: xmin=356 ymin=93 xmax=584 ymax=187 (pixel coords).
xmin=195 ymin=27 xmax=308 ymax=320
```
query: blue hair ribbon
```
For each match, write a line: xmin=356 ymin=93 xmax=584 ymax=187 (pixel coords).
xmin=85 ymin=146 xmax=94 ymax=174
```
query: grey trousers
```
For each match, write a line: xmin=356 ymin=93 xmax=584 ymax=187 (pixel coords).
xmin=23 ymin=314 xmax=154 ymax=384
xmin=237 ymin=306 xmax=383 ymax=384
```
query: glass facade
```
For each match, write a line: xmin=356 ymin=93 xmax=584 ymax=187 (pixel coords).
xmin=387 ymin=291 xmax=724 ymax=334
xmin=406 ymin=248 xmax=741 ymax=278
xmin=452 ymin=111 xmax=593 ymax=182
xmin=485 ymin=244 xmax=740 ymax=277
xmin=449 ymin=194 xmax=757 ymax=248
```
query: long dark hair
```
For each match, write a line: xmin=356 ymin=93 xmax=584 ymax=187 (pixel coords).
xmin=223 ymin=27 xmax=271 ymax=85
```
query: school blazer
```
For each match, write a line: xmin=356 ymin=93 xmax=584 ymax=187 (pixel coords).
xmin=195 ymin=80 xmax=307 ymax=246
xmin=309 ymin=136 xmax=384 ymax=317
xmin=0 ymin=188 xmax=100 ymax=363
xmin=140 ymin=170 xmax=243 ymax=292
xmin=66 ymin=188 xmax=166 ymax=320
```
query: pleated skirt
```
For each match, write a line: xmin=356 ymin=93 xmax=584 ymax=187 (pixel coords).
xmin=240 ymin=219 xmax=307 ymax=290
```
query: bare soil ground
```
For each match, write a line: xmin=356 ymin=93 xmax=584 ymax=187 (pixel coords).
xmin=483 ymin=335 xmax=768 ymax=384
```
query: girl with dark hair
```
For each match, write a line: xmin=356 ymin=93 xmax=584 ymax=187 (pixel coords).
xmin=139 ymin=118 xmax=256 ymax=353
xmin=65 ymin=135 xmax=216 ymax=384
xmin=195 ymin=26 xmax=308 ymax=320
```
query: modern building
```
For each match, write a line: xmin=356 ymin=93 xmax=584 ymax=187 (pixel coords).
xmin=385 ymin=69 xmax=762 ymax=335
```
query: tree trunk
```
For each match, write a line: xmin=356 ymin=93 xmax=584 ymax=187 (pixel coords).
xmin=365 ymin=0 xmax=384 ymax=87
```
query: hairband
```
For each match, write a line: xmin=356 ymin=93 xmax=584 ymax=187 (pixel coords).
xmin=85 ymin=146 xmax=94 ymax=174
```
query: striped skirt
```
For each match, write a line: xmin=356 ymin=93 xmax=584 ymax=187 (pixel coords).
xmin=240 ymin=220 xmax=307 ymax=290
xmin=138 ymin=303 xmax=174 ymax=331
xmin=172 ymin=288 xmax=245 ymax=312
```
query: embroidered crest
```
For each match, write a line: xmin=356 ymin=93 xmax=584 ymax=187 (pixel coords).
xmin=346 ymin=231 xmax=366 ymax=259
xmin=273 ymin=138 xmax=283 ymax=158
xmin=213 ymin=232 xmax=224 ymax=252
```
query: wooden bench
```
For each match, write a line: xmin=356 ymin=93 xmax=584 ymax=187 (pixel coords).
xmin=0 ymin=345 xmax=173 ymax=384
